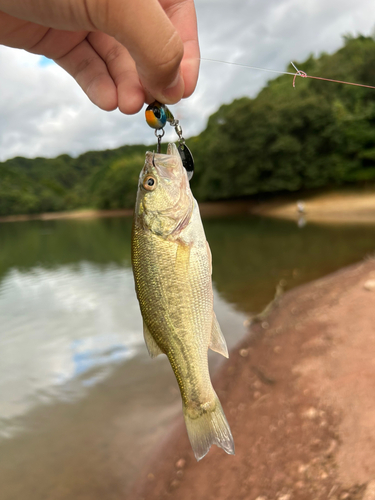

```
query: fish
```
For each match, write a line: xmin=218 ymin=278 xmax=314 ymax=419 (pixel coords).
xmin=131 ymin=143 xmax=235 ymax=461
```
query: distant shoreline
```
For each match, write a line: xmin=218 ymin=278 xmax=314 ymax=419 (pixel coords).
xmin=0 ymin=208 xmax=134 ymax=224
xmin=1 ymin=191 xmax=375 ymax=224
xmin=0 ymin=200 xmax=256 ymax=224
xmin=252 ymin=190 xmax=375 ymax=224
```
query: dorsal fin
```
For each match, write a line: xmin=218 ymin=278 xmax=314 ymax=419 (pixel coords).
xmin=167 ymin=142 xmax=179 ymax=157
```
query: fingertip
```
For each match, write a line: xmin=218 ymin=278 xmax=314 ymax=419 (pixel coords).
xmin=86 ymin=74 xmax=118 ymax=111
xmin=161 ymin=72 xmax=185 ymax=104
xmin=144 ymin=88 xmax=155 ymax=105
xmin=136 ymin=30 xmax=185 ymax=104
xmin=181 ymin=57 xmax=200 ymax=98
xmin=143 ymin=72 xmax=184 ymax=105
xmin=118 ymin=86 xmax=146 ymax=115
xmin=97 ymin=91 xmax=118 ymax=111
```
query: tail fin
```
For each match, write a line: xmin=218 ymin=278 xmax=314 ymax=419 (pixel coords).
xmin=183 ymin=394 xmax=235 ymax=461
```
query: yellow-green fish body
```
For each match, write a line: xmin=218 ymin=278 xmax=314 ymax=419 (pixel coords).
xmin=131 ymin=144 xmax=234 ymax=460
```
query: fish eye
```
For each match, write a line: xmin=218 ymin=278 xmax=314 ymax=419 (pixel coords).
xmin=143 ymin=175 xmax=156 ymax=191
xmin=153 ymin=107 xmax=161 ymax=119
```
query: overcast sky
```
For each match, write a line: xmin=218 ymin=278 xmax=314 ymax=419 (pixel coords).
xmin=1 ymin=0 xmax=375 ymax=161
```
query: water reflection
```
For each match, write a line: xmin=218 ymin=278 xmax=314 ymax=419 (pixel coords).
xmin=1 ymin=216 xmax=374 ymax=427
xmin=0 ymin=256 xmax=246 ymax=438
xmin=0 ymin=214 xmax=374 ymax=498
xmin=205 ymin=216 xmax=375 ymax=313
xmin=0 ymin=218 xmax=132 ymax=284
xmin=0 ymin=263 xmax=142 ymax=431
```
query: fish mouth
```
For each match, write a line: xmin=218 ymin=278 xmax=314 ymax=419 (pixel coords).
xmin=140 ymin=147 xmax=193 ymax=224
xmin=150 ymin=153 xmax=173 ymax=179
xmin=143 ymin=148 xmax=184 ymax=180
xmin=145 ymin=142 xmax=181 ymax=167
xmin=145 ymin=150 xmax=179 ymax=166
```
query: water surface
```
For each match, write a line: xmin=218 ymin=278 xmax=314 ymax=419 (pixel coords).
xmin=0 ymin=214 xmax=374 ymax=499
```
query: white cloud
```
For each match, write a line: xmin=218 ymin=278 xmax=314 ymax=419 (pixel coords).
xmin=0 ymin=263 xmax=143 ymax=424
xmin=1 ymin=0 xmax=375 ymax=161
xmin=0 ymin=47 xmax=146 ymax=160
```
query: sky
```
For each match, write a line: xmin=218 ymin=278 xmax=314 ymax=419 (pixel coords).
xmin=1 ymin=0 xmax=375 ymax=161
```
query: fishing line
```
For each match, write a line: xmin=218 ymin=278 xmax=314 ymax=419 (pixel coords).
xmin=199 ymin=57 xmax=375 ymax=90
xmin=146 ymin=57 xmax=375 ymax=170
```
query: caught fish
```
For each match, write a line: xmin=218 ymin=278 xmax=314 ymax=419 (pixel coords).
xmin=132 ymin=144 xmax=234 ymax=461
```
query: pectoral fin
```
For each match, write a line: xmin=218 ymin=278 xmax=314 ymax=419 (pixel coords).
xmin=206 ymin=240 xmax=212 ymax=275
xmin=209 ymin=313 xmax=229 ymax=358
xmin=143 ymin=320 xmax=163 ymax=358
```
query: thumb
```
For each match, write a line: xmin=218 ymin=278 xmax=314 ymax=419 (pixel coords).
xmin=89 ymin=0 xmax=185 ymax=104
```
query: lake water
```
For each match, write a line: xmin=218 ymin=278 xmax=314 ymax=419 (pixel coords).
xmin=0 ymin=214 xmax=374 ymax=499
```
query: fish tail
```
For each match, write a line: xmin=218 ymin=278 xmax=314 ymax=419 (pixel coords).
xmin=183 ymin=393 xmax=235 ymax=461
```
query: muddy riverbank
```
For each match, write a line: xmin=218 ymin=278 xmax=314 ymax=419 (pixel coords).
xmin=133 ymin=258 xmax=375 ymax=500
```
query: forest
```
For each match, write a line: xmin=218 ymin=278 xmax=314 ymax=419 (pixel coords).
xmin=1 ymin=35 xmax=375 ymax=216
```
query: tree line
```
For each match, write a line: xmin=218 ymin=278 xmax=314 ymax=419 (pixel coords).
xmin=1 ymin=34 xmax=375 ymax=216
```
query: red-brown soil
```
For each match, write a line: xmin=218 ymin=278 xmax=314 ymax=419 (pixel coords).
xmin=132 ymin=258 xmax=375 ymax=500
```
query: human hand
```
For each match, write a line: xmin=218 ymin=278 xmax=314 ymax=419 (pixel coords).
xmin=0 ymin=0 xmax=200 ymax=114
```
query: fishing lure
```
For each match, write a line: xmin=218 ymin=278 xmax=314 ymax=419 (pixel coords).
xmin=145 ymin=101 xmax=174 ymax=130
xmin=145 ymin=101 xmax=194 ymax=180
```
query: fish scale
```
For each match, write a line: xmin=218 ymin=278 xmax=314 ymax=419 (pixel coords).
xmin=131 ymin=144 xmax=234 ymax=461
xmin=133 ymin=227 xmax=212 ymax=403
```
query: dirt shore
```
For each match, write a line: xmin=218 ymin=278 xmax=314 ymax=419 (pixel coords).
xmin=132 ymin=258 xmax=375 ymax=500
xmin=254 ymin=191 xmax=375 ymax=224
xmin=0 ymin=201 xmax=255 ymax=223
xmin=1 ymin=190 xmax=375 ymax=225
xmin=0 ymin=208 xmax=134 ymax=223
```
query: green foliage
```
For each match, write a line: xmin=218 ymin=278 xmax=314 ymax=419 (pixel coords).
xmin=89 ymin=154 xmax=144 ymax=209
xmin=192 ymin=35 xmax=375 ymax=201
xmin=0 ymin=145 xmax=147 ymax=215
xmin=1 ymin=35 xmax=375 ymax=216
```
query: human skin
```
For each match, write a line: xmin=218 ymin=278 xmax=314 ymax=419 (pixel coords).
xmin=0 ymin=0 xmax=200 ymax=114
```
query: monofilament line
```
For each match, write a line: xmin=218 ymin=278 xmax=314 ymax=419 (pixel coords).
xmin=200 ymin=57 xmax=296 ymax=77
xmin=199 ymin=57 xmax=375 ymax=90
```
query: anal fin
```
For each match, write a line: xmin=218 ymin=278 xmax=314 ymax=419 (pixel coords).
xmin=143 ymin=320 xmax=163 ymax=358
xmin=209 ymin=313 xmax=229 ymax=358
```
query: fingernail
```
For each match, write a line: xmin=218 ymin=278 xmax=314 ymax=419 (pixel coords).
xmin=162 ymin=73 xmax=184 ymax=103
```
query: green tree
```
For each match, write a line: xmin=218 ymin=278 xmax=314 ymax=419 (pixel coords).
xmin=90 ymin=154 xmax=144 ymax=209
